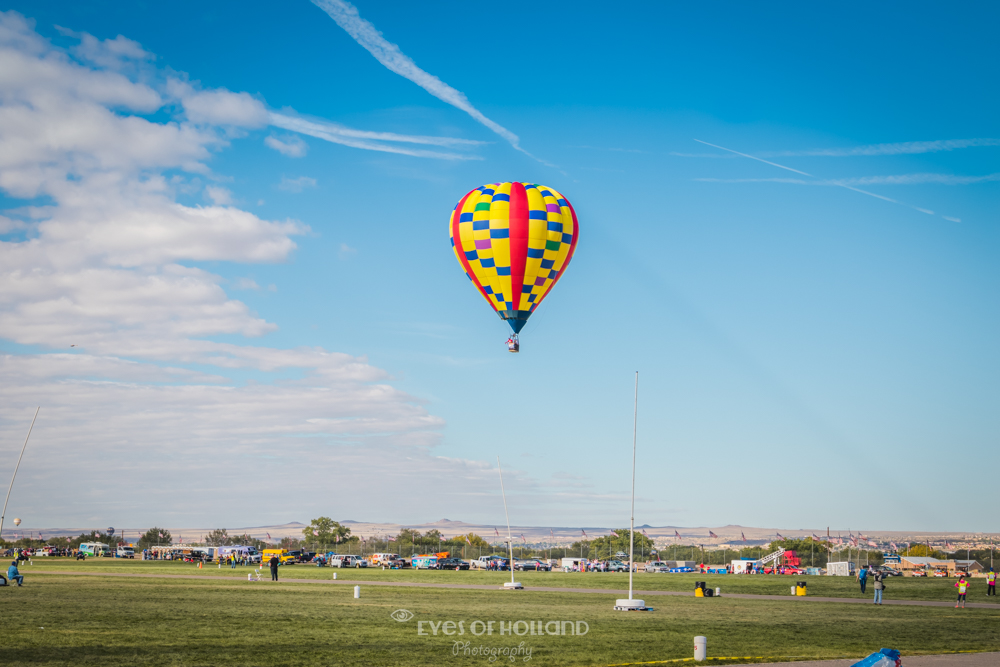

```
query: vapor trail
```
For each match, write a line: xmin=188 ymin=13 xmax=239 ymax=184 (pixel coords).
xmin=693 ymin=139 xmax=950 ymax=220
xmin=311 ymin=0 xmax=553 ymax=165
xmin=270 ymin=112 xmax=481 ymax=160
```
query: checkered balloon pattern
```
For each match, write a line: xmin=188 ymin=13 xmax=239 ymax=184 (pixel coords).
xmin=450 ymin=182 xmax=578 ymax=334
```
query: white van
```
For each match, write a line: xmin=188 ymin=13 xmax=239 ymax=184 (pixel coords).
xmin=330 ymin=555 xmax=368 ymax=568
xmin=116 ymin=546 xmax=135 ymax=559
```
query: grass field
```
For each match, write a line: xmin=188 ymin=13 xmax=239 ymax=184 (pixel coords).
xmin=2 ymin=559 xmax=998 ymax=666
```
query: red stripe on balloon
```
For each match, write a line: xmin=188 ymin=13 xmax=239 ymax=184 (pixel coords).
xmin=532 ymin=196 xmax=579 ymax=309
xmin=508 ymin=182 xmax=530 ymax=313
xmin=451 ymin=189 xmax=494 ymax=309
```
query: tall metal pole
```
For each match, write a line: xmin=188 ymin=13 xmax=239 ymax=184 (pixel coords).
xmin=629 ymin=372 xmax=638 ymax=600
xmin=1 ymin=407 xmax=40 ymax=540
xmin=497 ymin=456 xmax=516 ymax=586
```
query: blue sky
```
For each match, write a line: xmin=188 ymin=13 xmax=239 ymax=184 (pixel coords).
xmin=0 ymin=1 xmax=997 ymax=534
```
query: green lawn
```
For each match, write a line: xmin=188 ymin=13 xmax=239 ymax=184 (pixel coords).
xmin=19 ymin=557 xmax=993 ymax=602
xmin=1 ymin=560 xmax=998 ymax=666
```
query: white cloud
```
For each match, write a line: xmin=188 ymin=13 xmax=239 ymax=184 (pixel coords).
xmin=0 ymin=11 xmax=465 ymax=524
xmin=277 ymin=175 xmax=317 ymax=192
xmin=204 ymin=185 xmax=234 ymax=205
xmin=338 ymin=242 xmax=357 ymax=259
xmin=264 ymin=134 xmax=308 ymax=157
xmin=234 ymin=277 xmax=261 ymax=290
xmin=166 ymin=78 xmax=269 ymax=127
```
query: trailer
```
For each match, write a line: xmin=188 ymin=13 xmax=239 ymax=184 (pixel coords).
xmin=827 ymin=561 xmax=855 ymax=576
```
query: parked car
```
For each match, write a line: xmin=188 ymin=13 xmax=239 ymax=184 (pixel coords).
xmin=438 ymin=558 xmax=470 ymax=570
xmin=877 ymin=567 xmax=903 ymax=577
xmin=645 ymin=561 xmax=669 ymax=573
xmin=386 ymin=557 xmax=407 ymax=569
xmin=330 ymin=555 xmax=368 ymax=568
xmin=780 ymin=566 xmax=805 ymax=575
xmin=531 ymin=559 xmax=552 ymax=572
xmin=934 ymin=569 xmax=949 ymax=577
xmin=604 ymin=559 xmax=628 ymax=572
xmin=911 ymin=570 xmax=927 ymax=577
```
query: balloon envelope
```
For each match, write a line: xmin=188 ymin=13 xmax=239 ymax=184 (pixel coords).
xmin=450 ymin=182 xmax=578 ymax=333
xmin=13 ymin=518 xmax=20 ymax=526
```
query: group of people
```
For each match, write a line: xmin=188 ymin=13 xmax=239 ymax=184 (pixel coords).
xmin=857 ymin=565 xmax=997 ymax=606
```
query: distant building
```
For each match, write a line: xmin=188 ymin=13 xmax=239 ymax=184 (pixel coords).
xmin=899 ymin=557 xmax=985 ymax=575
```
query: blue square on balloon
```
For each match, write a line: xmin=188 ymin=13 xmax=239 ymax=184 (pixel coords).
xmin=562 ymin=233 xmax=573 ymax=244
xmin=540 ymin=259 xmax=555 ymax=269
xmin=480 ymin=258 xmax=495 ymax=268
xmin=496 ymin=266 xmax=511 ymax=276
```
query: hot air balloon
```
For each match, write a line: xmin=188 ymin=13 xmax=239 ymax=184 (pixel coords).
xmin=13 ymin=518 xmax=21 ymax=526
xmin=450 ymin=182 xmax=578 ymax=352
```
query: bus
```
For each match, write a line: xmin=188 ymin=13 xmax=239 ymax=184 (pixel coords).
xmin=262 ymin=549 xmax=296 ymax=564
xmin=79 ymin=543 xmax=110 ymax=557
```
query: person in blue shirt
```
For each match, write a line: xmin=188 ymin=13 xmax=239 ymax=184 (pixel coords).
xmin=857 ymin=565 xmax=868 ymax=594
xmin=8 ymin=560 xmax=24 ymax=586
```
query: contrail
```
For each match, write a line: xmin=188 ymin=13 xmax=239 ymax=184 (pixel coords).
xmin=310 ymin=0 xmax=552 ymax=165
xmin=270 ymin=113 xmax=486 ymax=147
xmin=766 ymin=138 xmax=1000 ymax=157
xmin=269 ymin=112 xmax=481 ymax=160
xmin=693 ymin=139 xmax=952 ymax=220
xmin=694 ymin=140 xmax=813 ymax=177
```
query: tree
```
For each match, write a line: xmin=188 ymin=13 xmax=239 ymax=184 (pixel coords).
xmin=204 ymin=528 xmax=231 ymax=546
xmin=279 ymin=536 xmax=302 ymax=550
xmin=590 ymin=530 xmax=654 ymax=560
xmin=302 ymin=517 xmax=351 ymax=549
xmin=904 ymin=543 xmax=947 ymax=559
xmin=462 ymin=533 xmax=489 ymax=548
xmin=137 ymin=527 xmax=172 ymax=549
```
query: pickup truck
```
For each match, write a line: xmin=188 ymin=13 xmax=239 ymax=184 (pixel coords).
xmin=471 ymin=555 xmax=508 ymax=570
xmin=645 ymin=561 xmax=669 ymax=573
xmin=116 ymin=547 xmax=135 ymax=559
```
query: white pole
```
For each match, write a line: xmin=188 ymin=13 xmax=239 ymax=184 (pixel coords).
xmin=629 ymin=371 xmax=638 ymax=600
xmin=1 ymin=407 xmax=39 ymax=540
xmin=497 ymin=456 xmax=516 ymax=585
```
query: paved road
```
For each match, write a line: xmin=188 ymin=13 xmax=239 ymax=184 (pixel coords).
xmin=28 ymin=570 xmax=1000 ymax=610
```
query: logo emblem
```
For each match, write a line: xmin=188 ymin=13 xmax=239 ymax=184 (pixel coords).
xmin=390 ymin=609 xmax=414 ymax=622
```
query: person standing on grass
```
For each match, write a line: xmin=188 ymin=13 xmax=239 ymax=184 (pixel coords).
xmin=857 ymin=565 xmax=869 ymax=594
xmin=269 ymin=554 xmax=279 ymax=581
xmin=955 ymin=575 xmax=970 ymax=608
xmin=987 ymin=570 xmax=996 ymax=596
xmin=872 ymin=569 xmax=884 ymax=605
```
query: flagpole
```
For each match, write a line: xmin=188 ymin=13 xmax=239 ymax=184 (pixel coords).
xmin=629 ymin=371 xmax=638 ymax=601
xmin=1 ymin=407 xmax=40 ymax=541
xmin=615 ymin=373 xmax=647 ymax=611
xmin=496 ymin=456 xmax=519 ymax=588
